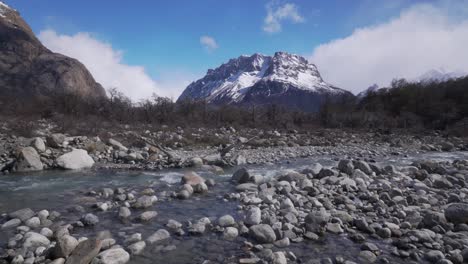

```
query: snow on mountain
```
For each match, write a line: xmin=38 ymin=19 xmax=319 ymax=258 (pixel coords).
xmin=178 ymin=52 xmax=351 ymax=111
xmin=0 ymin=1 xmax=11 ymax=18
xmin=416 ymin=69 xmax=467 ymax=83
xmin=357 ymin=84 xmax=385 ymax=98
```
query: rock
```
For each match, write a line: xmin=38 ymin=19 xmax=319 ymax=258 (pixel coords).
xmin=249 ymin=224 xmax=276 ymax=243
xmin=1 ymin=218 xmax=21 ymax=229
xmin=146 ymin=229 xmax=170 ymax=244
xmin=22 ymin=232 xmax=50 ymax=249
xmin=81 ymin=213 xmax=99 ymax=226
xmin=25 ymin=217 xmax=40 ymax=228
xmin=338 ymin=160 xmax=354 ymax=175
xmin=305 ymin=210 xmax=330 ymax=232
xmin=272 ymin=252 xmax=287 ymax=264
xmin=232 ymin=168 xmax=251 ymax=183
xmin=377 ymin=227 xmax=391 ymax=238
xmin=10 ymin=208 xmax=35 ymax=221
xmin=302 ymin=163 xmax=322 ymax=175
xmin=56 ymin=149 xmax=94 ymax=170
xmin=50 ymin=259 xmax=65 ymax=264
xmin=203 ymin=153 xmax=223 ymax=166
xmin=15 ymin=147 xmax=43 ymax=172
xmin=166 ymin=219 xmax=182 ymax=230
xmin=317 ymin=168 xmax=335 ymax=179
xmin=424 ymin=250 xmax=444 ymax=263
xmin=52 ymin=235 xmax=78 ymax=258
xmin=326 ymin=223 xmax=343 ymax=234
xmin=190 ymin=157 xmax=203 ymax=167
xmin=127 ymin=241 xmax=146 ymax=255
xmin=31 ymin=137 xmax=46 ymax=152
xmin=218 ymin=215 xmax=235 ymax=227
xmin=354 ymin=160 xmax=373 ymax=175
xmin=118 ymin=207 xmax=131 ymax=219
xmin=133 ymin=195 xmax=157 ymax=209
xmin=245 ymin=207 xmax=262 ymax=226
xmin=47 ymin=134 xmax=66 ymax=148
xmin=139 ymin=211 xmax=158 ymax=221
xmin=107 ymin=139 xmax=128 ymax=151
xmin=40 ymin=227 xmax=53 ymax=238
xmin=223 ymin=227 xmax=239 ymax=241
xmin=181 ymin=171 xmax=205 ymax=186
xmin=193 ymin=182 xmax=208 ymax=193
xmin=445 ymin=203 xmax=468 ymax=224
xmin=177 ymin=190 xmax=190 ymax=199
xmin=359 ymin=251 xmax=377 ymax=263
xmin=94 ymin=248 xmax=130 ymax=264
xmin=65 ymin=238 xmax=102 ymax=264
xmin=236 ymin=183 xmax=258 ymax=192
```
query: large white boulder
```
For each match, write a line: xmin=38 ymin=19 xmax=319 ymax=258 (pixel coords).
xmin=56 ymin=149 xmax=94 ymax=170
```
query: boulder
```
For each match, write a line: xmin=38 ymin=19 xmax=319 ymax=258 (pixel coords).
xmin=445 ymin=203 xmax=468 ymax=224
xmin=232 ymin=168 xmax=251 ymax=184
xmin=181 ymin=171 xmax=205 ymax=187
xmin=31 ymin=137 xmax=46 ymax=152
xmin=15 ymin=147 xmax=43 ymax=172
xmin=245 ymin=207 xmax=261 ymax=226
xmin=47 ymin=134 xmax=66 ymax=148
xmin=10 ymin=208 xmax=35 ymax=221
xmin=56 ymin=149 xmax=94 ymax=170
xmin=94 ymin=248 xmax=130 ymax=264
xmin=218 ymin=215 xmax=235 ymax=227
xmin=52 ymin=235 xmax=78 ymax=258
xmin=65 ymin=239 xmax=102 ymax=264
xmin=127 ymin=241 xmax=146 ymax=255
xmin=249 ymin=224 xmax=276 ymax=243
xmin=22 ymin=232 xmax=50 ymax=249
xmin=146 ymin=229 xmax=170 ymax=244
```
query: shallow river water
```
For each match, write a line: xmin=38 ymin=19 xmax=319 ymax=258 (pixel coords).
xmin=1 ymin=151 xmax=467 ymax=263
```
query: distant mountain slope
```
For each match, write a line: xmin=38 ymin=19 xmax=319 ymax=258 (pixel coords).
xmin=178 ymin=52 xmax=353 ymax=112
xmin=0 ymin=1 xmax=106 ymax=99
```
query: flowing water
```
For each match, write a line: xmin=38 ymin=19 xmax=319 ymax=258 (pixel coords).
xmin=1 ymin=151 xmax=467 ymax=263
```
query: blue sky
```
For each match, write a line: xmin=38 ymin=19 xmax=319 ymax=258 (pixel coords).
xmin=5 ymin=0 xmax=468 ymax=100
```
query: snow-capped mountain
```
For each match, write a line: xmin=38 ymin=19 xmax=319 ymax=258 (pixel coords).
xmin=178 ymin=52 xmax=352 ymax=112
xmin=416 ymin=69 xmax=467 ymax=83
xmin=357 ymin=84 xmax=386 ymax=98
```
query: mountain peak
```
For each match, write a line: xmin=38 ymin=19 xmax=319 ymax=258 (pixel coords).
xmin=178 ymin=52 xmax=352 ymax=112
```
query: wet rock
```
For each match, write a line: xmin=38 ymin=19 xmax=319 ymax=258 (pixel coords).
xmin=272 ymin=252 xmax=287 ymax=264
xmin=249 ymin=224 xmax=276 ymax=243
xmin=94 ymin=248 xmax=130 ymax=264
xmin=193 ymin=182 xmax=208 ymax=193
xmin=445 ymin=203 xmax=468 ymax=224
xmin=56 ymin=149 xmax=94 ymax=170
xmin=118 ymin=207 xmax=131 ymax=219
xmin=52 ymin=235 xmax=78 ymax=258
xmin=245 ymin=207 xmax=262 ymax=226
xmin=354 ymin=160 xmax=373 ymax=175
xmin=190 ymin=157 xmax=203 ymax=167
xmin=359 ymin=250 xmax=377 ymax=263
xmin=127 ymin=241 xmax=145 ymax=255
xmin=232 ymin=168 xmax=251 ymax=183
xmin=218 ymin=215 xmax=235 ymax=227
xmin=139 ymin=211 xmax=158 ymax=221
xmin=22 ymin=232 xmax=50 ymax=249
xmin=1 ymin=218 xmax=21 ymax=229
xmin=223 ymin=227 xmax=239 ymax=241
xmin=81 ymin=213 xmax=99 ymax=226
xmin=25 ymin=217 xmax=40 ymax=228
xmin=15 ymin=147 xmax=43 ymax=172
xmin=147 ymin=229 xmax=170 ymax=244
xmin=65 ymin=238 xmax=102 ymax=264
xmin=133 ymin=195 xmax=157 ymax=209
xmin=181 ymin=171 xmax=205 ymax=186
xmin=326 ymin=223 xmax=343 ymax=234
xmin=236 ymin=183 xmax=258 ymax=192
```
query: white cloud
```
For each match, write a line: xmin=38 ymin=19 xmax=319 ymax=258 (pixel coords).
xmin=310 ymin=2 xmax=468 ymax=94
xmin=200 ymin=35 xmax=218 ymax=52
xmin=38 ymin=30 xmax=191 ymax=101
xmin=263 ymin=2 xmax=305 ymax=33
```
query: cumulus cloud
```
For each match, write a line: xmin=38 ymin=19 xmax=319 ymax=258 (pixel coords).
xmin=263 ymin=1 xmax=305 ymax=33
xmin=310 ymin=3 xmax=468 ymax=94
xmin=39 ymin=30 xmax=172 ymax=101
xmin=200 ymin=35 xmax=219 ymax=52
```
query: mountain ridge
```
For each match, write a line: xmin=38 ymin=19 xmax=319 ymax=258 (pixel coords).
xmin=0 ymin=1 xmax=106 ymax=100
xmin=178 ymin=52 xmax=352 ymax=112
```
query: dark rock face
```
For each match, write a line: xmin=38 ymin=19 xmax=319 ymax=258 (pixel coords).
xmin=0 ymin=4 xmax=106 ymax=99
xmin=178 ymin=52 xmax=353 ymax=112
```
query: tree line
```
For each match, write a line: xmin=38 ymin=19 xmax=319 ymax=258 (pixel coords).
xmin=1 ymin=77 xmax=467 ymax=134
